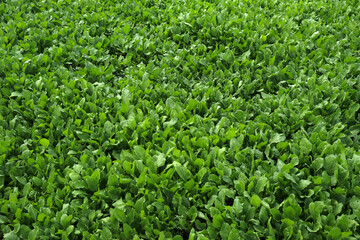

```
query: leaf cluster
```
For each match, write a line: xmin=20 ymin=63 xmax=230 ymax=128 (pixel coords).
xmin=1 ymin=0 xmax=360 ymax=239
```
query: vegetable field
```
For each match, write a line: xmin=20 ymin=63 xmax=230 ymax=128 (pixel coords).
xmin=1 ymin=0 xmax=360 ymax=239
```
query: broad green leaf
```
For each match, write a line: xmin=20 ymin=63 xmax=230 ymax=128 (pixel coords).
xmin=212 ymin=214 xmax=223 ymax=228
xmin=328 ymin=227 xmax=341 ymax=239
xmin=136 ymin=167 xmax=148 ymax=187
xmin=104 ymin=121 xmax=114 ymax=135
xmin=311 ymin=158 xmax=323 ymax=172
xmin=122 ymin=24 xmax=131 ymax=34
xmin=350 ymin=198 xmax=360 ymax=210
xmin=281 ymin=218 xmax=294 ymax=226
xmin=174 ymin=162 xmax=191 ymax=181
xmin=299 ymin=179 xmax=311 ymax=190
xmin=255 ymin=176 xmax=268 ymax=194
xmin=187 ymin=206 xmax=197 ymax=221
xmin=270 ymin=133 xmax=285 ymax=144
xmin=28 ymin=228 xmax=38 ymax=240
xmin=324 ymin=155 xmax=337 ymax=175
xmin=220 ymin=222 xmax=231 ymax=239
xmin=37 ymin=213 xmax=46 ymax=222
xmin=251 ymin=195 xmax=262 ymax=208
xmin=184 ymin=179 xmax=195 ymax=191
xmin=186 ymin=99 xmax=198 ymax=111
xmin=60 ymin=214 xmax=73 ymax=227
xmin=154 ymin=153 xmax=166 ymax=168
xmin=39 ymin=138 xmax=50 ymax=149
xmin=134 ymin=145 xmax=146 ymax=159
xmin=228 ymin=229 xmax=240 ymax=240
xmin=101 ymin=227 xmax=112 ymax=240
xmin=336 ymin=215 xmax=355 ymax=231
xmin=3 ymin=231 xmax=19 ymax=240
xmin=85 ymin=169 xmax=100 ymax=192
xmin=300 ymin=138 xmax=312 ymax=155
xmin=123 ymin=223 xmax=132 ymax=239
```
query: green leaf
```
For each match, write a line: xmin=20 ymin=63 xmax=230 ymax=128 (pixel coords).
xmin=225 ymin=128 xmax=237 ymax=140
xmin=341 ymin=231 xmax=353 ymax=238
xmin=65 ymin=225 xmax=74 ymax=236
xmin=154 ymin=153 xmax=166 ymax=168
xmin=324 ymin=155 xmax=337 ymax=175
xmin=350 ymin=198 xmax=360 ymax=210
xmin=136 ymin=167 xmax=148 ymax=187
xmin=233 ymin=198 xmax=243 ymax=215
xmin=39 ymin=138 xmax=50 ymax=149
xmin=3 ymin=231 xmax=19 ymax=240
xmin=328 ymin=227 xmax=341 ymax=239
xmin=134 ymin=145 xmax=146 ymax=159
xmin=196 ymin=137 xmax=209 ymax=149
xmin=311 ymin=158 xmax=323 ymax=172
xmin=122 ymin=24 xmax=131 ymax=34
xmin=28 ymin=228 xmax=38 ymax=240
xmin=37 ymin=213 xmax=46 ymax=222
xmin=251 ymin=195 xmax=262 ymax=208
xmin=299 ymin=179 xmax=311 ymax=190
xmin=228 ymin=229 xmax=240 ymax=240
xmin=85 ymin=169 xmax=100 ymax=192
xmin=270 ymin=133 xmax=285 ymax=144
xmin=336 ymin=215 xmax=355 ymax=231
xmin=212 ymin=214 xmax=223 ymax=228
xmin=300 ymin=138 xmax=312 ymax=155
xmin=309 ymin=202 xmax=324 ymax=221
xmin=281 ymin=218 xmax=295 ymax=226
xmin=60 ymin=214 xmax=73 ymax=228
xmin=259 ymin=206 xmax=269 ymax=224
xmin=271 ymin=208 xmax=281 ymax=221
xmin=101 ymin=227 xmax=112 ymax=239
xmin=184 ymin=179 xmax=195 ymax=191
xmin=174 ymin=162 xmax=191 ymax=181
xmin=220 ymin=222 xmax=231 ymax=239
xmin=186 ymin=99 xmax=198 ymax=111
xmin=123 ymin=223 xmax=133 ymax=238
xmin=104 ymin=121 xmax=114 ymax=135
xmin=255 ymin=176 xmax=268 ymax=194
xmin=10 ymin=91 xmax=22 ymax=98
xmin=187 ymin=206 xmax=197 ymax=222
xmin=269 ymin=55 xmax=276 ymax=65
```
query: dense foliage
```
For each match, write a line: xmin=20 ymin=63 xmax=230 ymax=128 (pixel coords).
xmin=1 ymin=0 xmax=360 ymax=239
